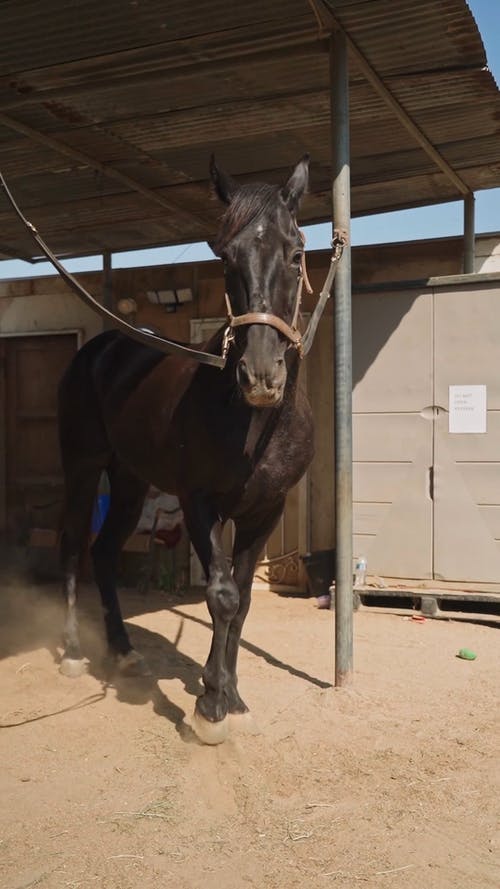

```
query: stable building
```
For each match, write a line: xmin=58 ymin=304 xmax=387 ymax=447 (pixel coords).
xmin=2 ymin=0 xmax=500 ymax=648
xmin=2 ymin=232 xmax=500 ymax=599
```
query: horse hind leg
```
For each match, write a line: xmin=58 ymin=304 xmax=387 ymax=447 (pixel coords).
xmin=60 ymin=462 xmax=103 ymax=677
xmin=91 ymin=458 xmax=149 ymax=677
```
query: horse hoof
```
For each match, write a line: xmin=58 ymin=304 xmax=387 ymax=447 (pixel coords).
xmin=228 ymin=711 xmax=260 ymax=735
xmin=60 ymin=657 xmax=86 ymax=678
xmin=191 ymin=709 xmax=229 ymax=746
xmin=116 ymin=650 xmax=152 ymax=677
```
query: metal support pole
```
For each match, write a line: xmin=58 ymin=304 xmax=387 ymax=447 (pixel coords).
xmin=463 ymin=193 xmax=475 ymax=274
xmin=102 ymin=250 xmax=112 ymax=330
xmin=331 ymin=31 xmax=353 ymax=686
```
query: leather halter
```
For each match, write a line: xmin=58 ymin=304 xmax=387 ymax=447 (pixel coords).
xmin=0 ymin=169 xmax=345 ymax=369
xmin=223 ymin=255 xmax=307 ymax=360
xmin=222 ymin=233 xmax=345 ymax=362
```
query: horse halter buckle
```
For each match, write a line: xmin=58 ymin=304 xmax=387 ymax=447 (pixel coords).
xmin=221 ymin=325 xmax=235 ymax=362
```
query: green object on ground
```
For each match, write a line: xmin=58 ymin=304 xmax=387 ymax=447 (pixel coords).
xmin=457 ymin=648 xmax=477 ymax=660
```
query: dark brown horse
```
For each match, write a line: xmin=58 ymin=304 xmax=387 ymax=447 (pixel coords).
xmin=58 ymin=156 xmax=314 ymax=743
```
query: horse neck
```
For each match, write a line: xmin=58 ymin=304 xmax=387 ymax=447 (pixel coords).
xmin=280 ymin=352 xmax=301 ymax=410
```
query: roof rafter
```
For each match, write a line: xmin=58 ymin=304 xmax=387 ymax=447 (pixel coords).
xmin=0 ymin=111 xmax=209 ymax=229
xmin=309 ymin=0 xmax=471 ymax=197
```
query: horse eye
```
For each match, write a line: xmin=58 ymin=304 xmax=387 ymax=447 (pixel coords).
xmin=291 ymin=251 xmax=303 ymax=266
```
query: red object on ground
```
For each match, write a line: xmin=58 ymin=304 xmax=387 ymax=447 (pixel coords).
xmin=154 ymin=525 xmax=182 ymax=548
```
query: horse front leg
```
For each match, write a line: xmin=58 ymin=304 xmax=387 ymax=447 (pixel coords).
xmin=184 ymin=497 xmax=240 ymax=745
xmin=225 ymin=502 xmax=285 ymax=719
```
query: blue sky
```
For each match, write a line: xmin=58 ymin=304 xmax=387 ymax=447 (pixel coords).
xmin=0 ymin=0 xmax=498 ymax=280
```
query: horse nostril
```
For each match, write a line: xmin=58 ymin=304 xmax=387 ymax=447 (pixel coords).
xmin=238 ymin=359 xmax=252 ymax=387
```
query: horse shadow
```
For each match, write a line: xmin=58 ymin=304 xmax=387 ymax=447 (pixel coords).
xmin=0 ymin=579 xmax=331 ymax=740
xmin=84 ymin=616 xmax=206 ymax=742
xmin=0 ymin=580 xmax=206 ymax=739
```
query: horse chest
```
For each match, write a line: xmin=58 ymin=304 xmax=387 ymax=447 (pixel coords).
xmin=250 ymin=430 xmax=310 ymax=495
xmin=230 ymin=405 xmax=314 ymax=513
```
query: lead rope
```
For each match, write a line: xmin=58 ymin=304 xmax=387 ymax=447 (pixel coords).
xmin=0 ymin=170 xmax=226 ymax=368
xmin=300 ymin=232 xmax=345 ymax=357
xmin=1 ymin=167 xmax=344 ymax=367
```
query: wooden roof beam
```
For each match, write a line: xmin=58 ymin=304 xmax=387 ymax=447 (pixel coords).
xmin=0 ymin=111 xmax=208 ymax=229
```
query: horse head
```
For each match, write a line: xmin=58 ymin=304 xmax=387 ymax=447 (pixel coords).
xmin=210 ymin=156 xmax=309 ymax=407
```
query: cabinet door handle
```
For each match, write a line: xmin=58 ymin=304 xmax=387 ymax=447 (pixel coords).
xmin=428 ymin=466 xmax=434 ymax=501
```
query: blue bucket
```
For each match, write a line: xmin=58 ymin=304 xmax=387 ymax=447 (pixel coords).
xmin=91 ymin=494 xmax=110 ymax=534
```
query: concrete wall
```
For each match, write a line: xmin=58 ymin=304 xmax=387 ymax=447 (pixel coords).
xmin=0 ymin=277 xmax=102 ymax=342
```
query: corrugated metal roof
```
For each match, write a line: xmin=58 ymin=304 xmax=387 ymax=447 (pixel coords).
xmin=337 ymin=0 xmax=488 ymax=71
xmin=0 ymin=0 xmax=499 ymax=260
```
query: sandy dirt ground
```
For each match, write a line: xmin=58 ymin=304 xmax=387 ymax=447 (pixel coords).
xmin=0 ymin=578 xmax=499 ymax=889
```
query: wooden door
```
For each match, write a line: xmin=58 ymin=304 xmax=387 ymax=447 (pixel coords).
xmin=0 ymin=333 xmax=78 ymax=539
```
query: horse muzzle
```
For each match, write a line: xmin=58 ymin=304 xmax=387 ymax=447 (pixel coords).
xmin=242 ymin=385 xmax=284 ymax=408
xmin=237 ymin=357 xmax=285 ymax=408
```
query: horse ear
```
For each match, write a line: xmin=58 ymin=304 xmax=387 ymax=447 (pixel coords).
xmin=210 ymin=155 xmax=238 ymax=205
xmin=281 ymin=154 xmax=310 ymax=212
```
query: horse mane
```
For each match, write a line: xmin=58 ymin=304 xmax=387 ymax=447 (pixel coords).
xmin=212 ymin=182 xmax=281 ymax=255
